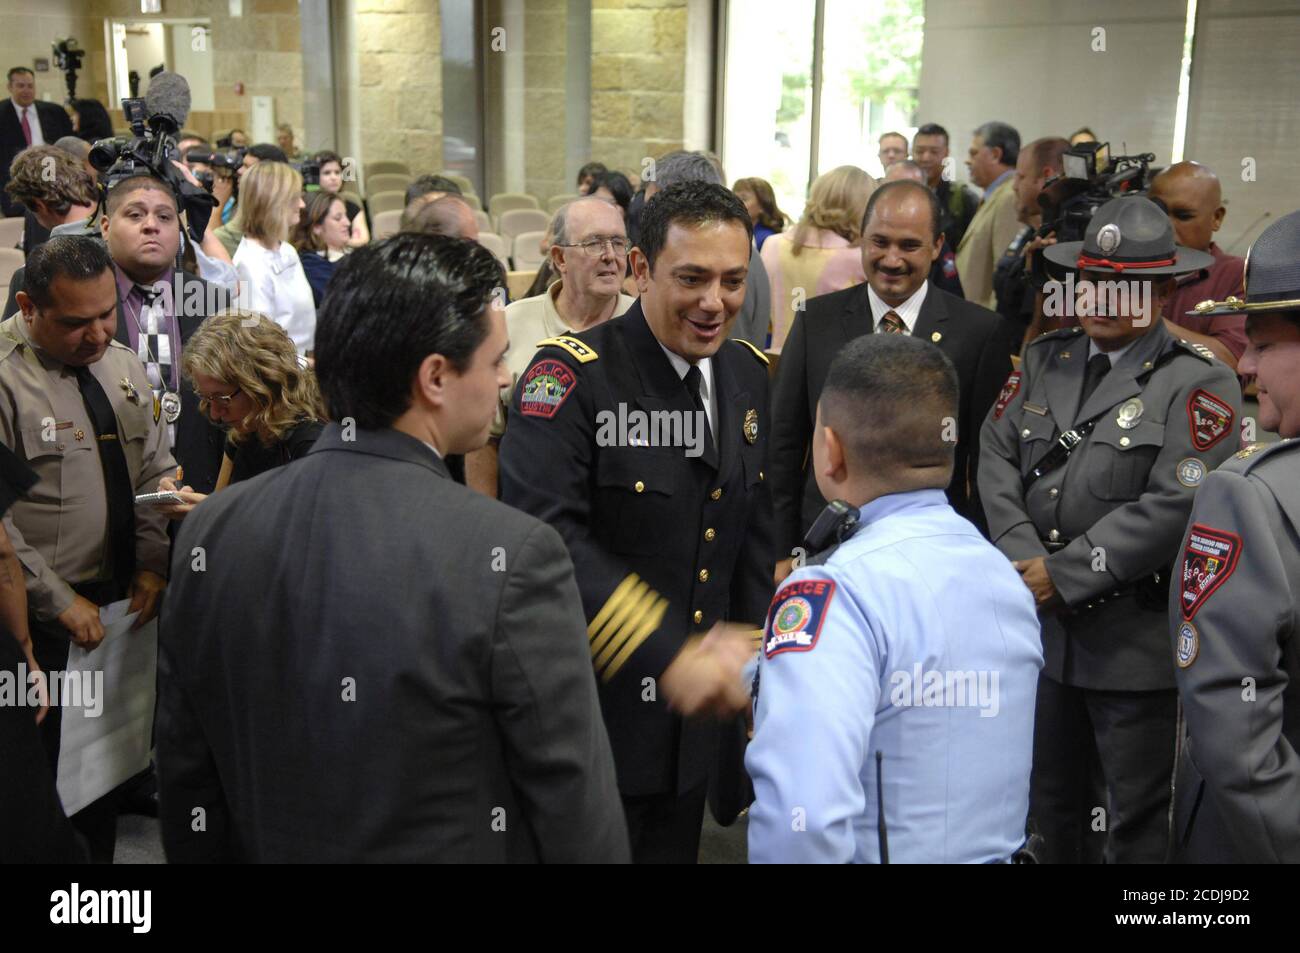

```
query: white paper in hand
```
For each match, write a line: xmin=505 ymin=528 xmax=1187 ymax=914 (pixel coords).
xmin=56 ymin=599 xmax=158 ymax=816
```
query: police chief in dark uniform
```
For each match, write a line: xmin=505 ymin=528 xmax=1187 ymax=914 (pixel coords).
xmin=979 ymin=196 xmax=1243 ymax=863
xmin=1171 ymin=210 xmax=1300 ymax=863
xmin=499 ymin=181 xmax=776 ymax=863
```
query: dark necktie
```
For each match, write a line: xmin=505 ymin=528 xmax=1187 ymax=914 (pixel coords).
xmin=683 ymin=364 xmax=718 ymax=469
xmin=20 ymin=106 xmax=32 ymax=146
xmin=880 ymin=310 xmax=907 ymax=334
xmin=1080 ymin=352 xmax=1112 ymax=406
xmin=75 ymin=366 xmax=136 ymax=587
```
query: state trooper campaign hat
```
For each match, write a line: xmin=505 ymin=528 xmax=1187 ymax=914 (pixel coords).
xmin=1044 ymin=194 xmax=1214 ymax=277
xmin=1189 ymin=209 xmax=1300 ymax=317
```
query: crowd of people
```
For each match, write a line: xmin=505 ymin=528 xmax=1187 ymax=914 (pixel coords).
xmin=1 ymin=62 xmax=1297 ymax=866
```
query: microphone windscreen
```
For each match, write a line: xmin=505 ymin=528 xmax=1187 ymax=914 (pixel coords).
xmin=144 ymin=71 xmax=191 ymax=130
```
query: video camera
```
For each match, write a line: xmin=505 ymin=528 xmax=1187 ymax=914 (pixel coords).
xmin=87 ymin=72 xmax=217 ymax=243
xmin=1034 ymin=141 xmax=1154 ymax=280
xmin=295 ymin=157 xmax=322 ymax=189
xmin=52 ymin=37 xmax=84 ymax=102
xmin=183 ymin=148 xmax=244 ymax=195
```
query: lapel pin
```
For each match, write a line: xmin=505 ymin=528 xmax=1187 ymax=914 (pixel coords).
xmin=119 ymin=377 xmax=140 ymax=404
xmin=74 ymin=428 xmax=85 ymax=441
xmin=930 ymin=331 xmax=942 ymax=343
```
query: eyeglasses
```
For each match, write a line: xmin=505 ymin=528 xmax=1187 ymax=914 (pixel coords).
xmin=558 ymin=237 xmax=632 ymax=258
xmin=197 ymin=386 xmax=241 ymax=407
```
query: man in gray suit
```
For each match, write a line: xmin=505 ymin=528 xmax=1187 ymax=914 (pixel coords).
xmin=156 ymin=233 xmax=629 ymax=863
xmin=1171 ymin=210 xmax=1300 ymax=863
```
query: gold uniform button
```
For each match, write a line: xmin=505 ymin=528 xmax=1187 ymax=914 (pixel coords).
xmin=1021 ymin=428 xmax=1032 ymax=438
xmin=693 ymin=610 xmax=703 ymax=625
xmin=1119 ymin=436 xmax=1131 ymax=447
xmin=634 ymin=480 xmax=645 ymax=493
xmin=704 ymin=528 xmax=716 ymax=542
xmin=1048 ymin=487 xmax=1059 ymax=499
xmin=710 ymin=488 xmax=722 ymax=501
xmin=759 ymin=470 xmax=765 ymax=481
xmin=1048 ymin=529 xmax=1061 ymax=542
xmin=698 ymin=569 xmax=710 ymax=583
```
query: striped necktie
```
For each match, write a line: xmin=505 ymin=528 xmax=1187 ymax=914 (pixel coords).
xmin=880 ymin=310 xmax=907 ymax=334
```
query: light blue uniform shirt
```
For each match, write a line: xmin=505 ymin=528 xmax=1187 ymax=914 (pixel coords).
xmin=746 ymin=489 xmax=1043 ymax=863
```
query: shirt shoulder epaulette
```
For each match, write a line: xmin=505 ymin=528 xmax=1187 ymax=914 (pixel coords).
xmin=731 ymin=337 xmax=770 ymax=366
xmin=534 ymin=334 xmax=599 ymax=364
xmin=1026 ymin=325 xmax=1084 ymax=349
xmin=1174 ymin=337 xmax=1218 ymax=364
xmin=0 ymin=321 xmax=20 ymax=363
xmin=1224 ymin=438 xmax=1299 ymax=476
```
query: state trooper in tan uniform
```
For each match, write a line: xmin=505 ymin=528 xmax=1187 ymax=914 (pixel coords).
xmin=1171 ymin=210 xmax=1300 ymax=863
xmin=979 ymin=196 xmax=1243 ymax=863
xmin=0 ymin=236 xmax=174 ymax=861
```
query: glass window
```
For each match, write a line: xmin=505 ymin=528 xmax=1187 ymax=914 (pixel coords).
xmin=721 ymin=0 xmax=925 ymax=215
xmin=818 ymin=0 xmax=924 ymax=179
xmin=721 ymin=0 xmax=817 ymax=220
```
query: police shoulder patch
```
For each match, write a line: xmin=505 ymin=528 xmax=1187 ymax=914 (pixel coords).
xmin=763 ymin=577 xmax=836 ymax=659
xmin=993 ymin=370 xmax=1022 ymax=420
xmin=536 ymin=335 xmax=599 ymax=363
xmin=519 ymin=359 xmax=577 ymax=419
xmin=732 ymin=338 xmax=770 ymax=366
xmin=1179 ymin=523 xmax=1243 ymax=619
xmin=1187 ymin=388 xmax=1234 ymax=451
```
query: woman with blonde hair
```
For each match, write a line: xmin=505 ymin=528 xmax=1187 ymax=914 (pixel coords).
xmin=760 ymin=164 xmax=876 ymax=352
xmin=232 ymin=161 xmax=317 ymax=355
xmin=156 ymin=311 xmax=326 ymax=519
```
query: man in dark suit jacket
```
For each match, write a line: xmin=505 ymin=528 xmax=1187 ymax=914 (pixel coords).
xmin=771 ymin=180 xmax=1015 ymax=569
xmin=103 ymin=174 xmax=226 ymax=493
xmin=499 ymin=182 xmax=774 ymax=862
xmin=156 ymin=233 xmax=628 ymax=863
xmin=1 ymin=68 xmax=73 ymax=218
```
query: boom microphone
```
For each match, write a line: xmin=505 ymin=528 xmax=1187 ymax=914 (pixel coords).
xmin=143 ymin=71 xmax=191 ymax=134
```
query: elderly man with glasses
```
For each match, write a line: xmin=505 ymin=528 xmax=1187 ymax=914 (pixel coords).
xmin=465 ymin=196 xmax=637 ymax=497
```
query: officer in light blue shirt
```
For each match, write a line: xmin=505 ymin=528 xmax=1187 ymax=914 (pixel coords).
xmin=747 ymin=334 xmax=1044 ymax=863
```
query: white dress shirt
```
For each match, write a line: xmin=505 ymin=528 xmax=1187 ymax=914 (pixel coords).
xmin=11 ymin=100 xmax=45 ymax=146
xmin=233 ymin=237 xmax=317 ymax=354
xmin=658 ymin=343 xmax=717 ymax=438
xmin=866 ymin=281 xmax=930 ymax=334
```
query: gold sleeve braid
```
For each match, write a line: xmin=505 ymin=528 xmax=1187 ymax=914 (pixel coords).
xmin=588 ymin=573 xmax=668 ymax=681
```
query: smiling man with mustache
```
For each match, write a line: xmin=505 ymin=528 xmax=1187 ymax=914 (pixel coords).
xmin=500 ymin=181 xmax=776 ymax=863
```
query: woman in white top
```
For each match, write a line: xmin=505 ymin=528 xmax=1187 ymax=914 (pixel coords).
xmin=232 ymin=161 xmax=316 ymax=355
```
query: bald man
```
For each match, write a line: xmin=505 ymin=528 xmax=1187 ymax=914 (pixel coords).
xmin=400 ymin=194 xmax=479 ymax=241
xmin=1150 ymin=161 xmax=1246 ymax=369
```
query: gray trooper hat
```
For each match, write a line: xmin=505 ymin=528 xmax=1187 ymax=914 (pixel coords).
xmin=1044 ymin=194 xmax=1214 ymax=277
xmin=1189 ymin=209 xmax=1300 ymax=317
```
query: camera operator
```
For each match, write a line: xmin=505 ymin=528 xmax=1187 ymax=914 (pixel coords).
xmin=1 ymin=67 xmax=73 ymax=217
xmin=993 ymin=137 xmax=1069 ymax=350
xmin=2 ymin=145 xmax=99 ymax=318
xmin=212 ymin=143 xmax=287 ymax=257
xmin=1149 ymin=161 xmax=1246 ymax=369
